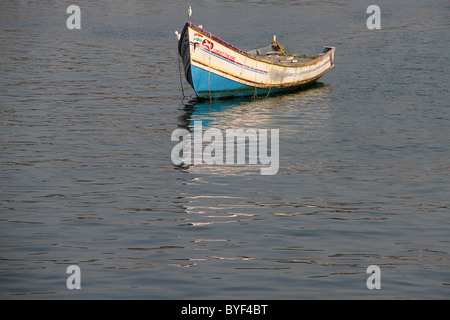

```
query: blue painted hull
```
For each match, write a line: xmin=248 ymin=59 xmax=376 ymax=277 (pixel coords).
xmin=188 ymin=65 xmax=321 ymax=99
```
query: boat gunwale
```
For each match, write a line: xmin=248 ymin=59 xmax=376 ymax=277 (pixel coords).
xmin=179 ymin=22 xmax=334 ymax=69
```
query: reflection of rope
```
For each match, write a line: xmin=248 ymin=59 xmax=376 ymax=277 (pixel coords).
xmin=177 ymin=52 xmax=185 ymax=98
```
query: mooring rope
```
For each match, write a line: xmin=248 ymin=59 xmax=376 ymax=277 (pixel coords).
xmin=252 ymin=61 xmax=258 ymax=99
xmin=177 ymin=52 xmax=185 ymax=98
xmin=252 ymin=86 xmax=258 ymax=99
xmin=208 ymin=31 xmax=212 ymax=102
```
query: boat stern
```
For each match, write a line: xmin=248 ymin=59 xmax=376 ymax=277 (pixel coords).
xmin=321 ymin=46 xmax=335 ymax=68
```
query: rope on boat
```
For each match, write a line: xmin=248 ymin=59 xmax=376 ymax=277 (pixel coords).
xmin=252 ymin=87 xmax=258 ymax=99
xmin=265 ymin=64 xmax=273 ymax=98
xmin=252 ymin=58 xmax=258 ymax=99
xmin=208 ymin=31 xmax=212 ymax=102
xmin=271 ymin=39 xmax=287 ymax=54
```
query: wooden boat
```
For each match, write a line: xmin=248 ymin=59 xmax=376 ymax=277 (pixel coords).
xmin=177 ymin=22 xmax=335 ymax=99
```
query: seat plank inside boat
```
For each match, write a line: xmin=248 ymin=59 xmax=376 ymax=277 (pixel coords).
xmin=247 ymin=45 xmax=277 ymax=56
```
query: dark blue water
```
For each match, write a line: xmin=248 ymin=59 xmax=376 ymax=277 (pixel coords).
xmin=1 ymin=0 xmax=449 ymax=299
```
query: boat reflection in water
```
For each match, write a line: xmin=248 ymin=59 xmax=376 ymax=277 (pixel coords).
xmin=174 ymin=81 xmax=333 ymax=176
xmin=173 ymin=82 xmax=333 ymax=226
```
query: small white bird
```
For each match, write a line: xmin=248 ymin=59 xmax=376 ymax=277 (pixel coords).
xmin=188 ymin=6 xmax=192 ymax=21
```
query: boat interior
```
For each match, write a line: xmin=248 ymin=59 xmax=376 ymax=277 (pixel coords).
xmin=247 ymin=39 xmax=318 ymax=64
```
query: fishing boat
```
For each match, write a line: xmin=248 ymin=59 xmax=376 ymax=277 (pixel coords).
xmin=176 ymin=17 xmax=335 ymax=99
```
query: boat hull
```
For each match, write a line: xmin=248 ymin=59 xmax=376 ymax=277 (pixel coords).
xmin=178 ymin=23 xmax=335 ymax=99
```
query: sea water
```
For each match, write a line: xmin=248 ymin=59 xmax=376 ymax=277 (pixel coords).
xmin=0 ymin=0 xmax=449 ymax=299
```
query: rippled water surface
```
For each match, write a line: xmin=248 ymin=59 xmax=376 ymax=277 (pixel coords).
xmin=1 ymin=1 xmax=449 ymax=299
